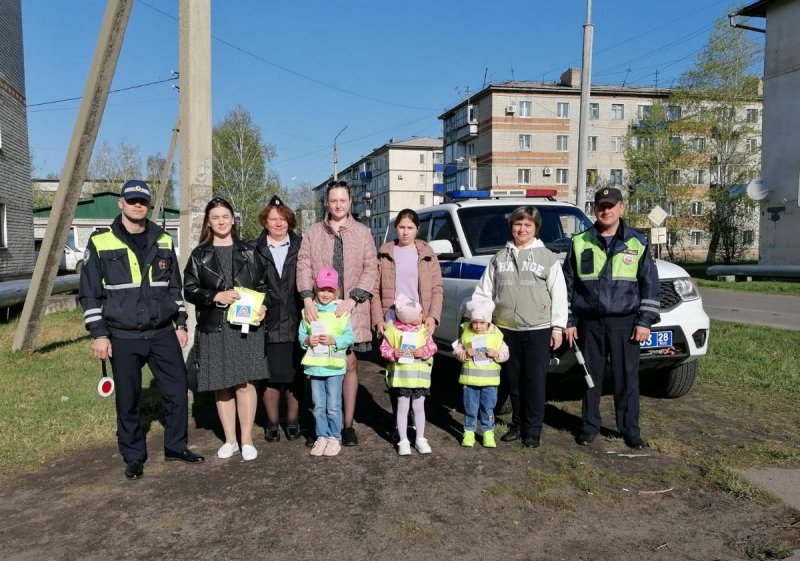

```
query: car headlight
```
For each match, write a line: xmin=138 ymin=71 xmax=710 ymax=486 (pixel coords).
xmin=673 ymin=278 xmax=700 ymax=301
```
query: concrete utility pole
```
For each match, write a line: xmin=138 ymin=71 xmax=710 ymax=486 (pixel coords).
xmin=575 ymin=0 xmax=595 ymax=213
xmin=179 ymin=0 xmax=213 ymax=349
xmin=150 ymin=117 xmax=180 ymax=222
xmin=333 ymin=125 xmax=348 ymax=180
xmin=12 ymin=0 xmax=134 ymax=351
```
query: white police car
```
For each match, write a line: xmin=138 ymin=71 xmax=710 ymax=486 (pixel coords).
xmin=386 ymin=189 xmax=709 ymax=398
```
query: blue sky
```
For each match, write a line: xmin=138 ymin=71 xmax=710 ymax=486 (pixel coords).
xmin=23 ymin=0 xmax=755 ymax=193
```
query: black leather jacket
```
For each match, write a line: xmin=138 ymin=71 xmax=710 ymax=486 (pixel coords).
xmin=254 ymin=229 xmax=302 ymax=343
xmin=183 ymin=240 xmax=268 ymax=333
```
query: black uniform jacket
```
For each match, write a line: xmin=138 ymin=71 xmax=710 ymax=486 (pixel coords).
xmin=183 ymin=239 xmax=268 ymax=333
xmin=254 ymin=229 xmax=302 ymax=344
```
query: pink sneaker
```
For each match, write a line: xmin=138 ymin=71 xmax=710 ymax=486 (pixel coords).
xmin=323 ymin=437 xmax=341 ymax=456
xmin=309 ymin=437 xmax=328 ymax=457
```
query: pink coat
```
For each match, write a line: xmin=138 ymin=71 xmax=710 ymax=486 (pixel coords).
xmin=296 ymin=215 xmax=378 ymax=344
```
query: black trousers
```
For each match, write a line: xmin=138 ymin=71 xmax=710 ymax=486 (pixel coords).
xmin=578 ymin=314 xmax=641 ymax=439
xmin=499 ymin=328 xmax=551 ymax=440
xmin=109 ymin=330 xmax=189 ymax=463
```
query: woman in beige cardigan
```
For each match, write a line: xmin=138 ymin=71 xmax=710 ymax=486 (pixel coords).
xmin=296 ymin=180 xmax=378 ymax=447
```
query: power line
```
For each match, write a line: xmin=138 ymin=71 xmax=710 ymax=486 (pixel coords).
xmin=26 ymin=76 xmax=177 ymax=108
xmin=135 ymin=0 xmax=436 ymax=112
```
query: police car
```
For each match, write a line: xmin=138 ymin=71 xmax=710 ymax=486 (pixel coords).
xmin=385 ymin=189 xmax=709 ymax=398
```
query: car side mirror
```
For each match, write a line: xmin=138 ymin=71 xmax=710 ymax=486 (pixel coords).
xmin=429 ymin=239 xmax=461 ymax=260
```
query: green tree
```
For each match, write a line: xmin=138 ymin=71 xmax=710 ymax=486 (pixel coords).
xmin=676 ymin=18 xmax=762 ymax=263
xmin=88 ymin=139 xmax=143 ymax=193
xmin=212 ymin=106 xmax=280 ymax=240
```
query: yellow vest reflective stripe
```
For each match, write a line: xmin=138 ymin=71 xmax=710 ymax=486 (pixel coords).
xmin=458 ymin=324 xmax=502 ymax=386
xmin=300 ymin=312 xmax=348 ymax=369
xmin=92 ymin=230 xmax=174 ymax=286
xmin=572 ymin=233 xmax=644 ymax=282
xmin=385 ymin=325 xmax=432 ymax=389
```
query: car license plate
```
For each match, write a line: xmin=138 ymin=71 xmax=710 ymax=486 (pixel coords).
xmin=640 ymin=330 xmax=673 ymax=349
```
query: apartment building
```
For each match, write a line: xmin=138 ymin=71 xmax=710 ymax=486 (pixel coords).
xmin=439 ymin=69 xmax=763 ymax=259
xmin=315 ymin=136 xmax=444 ymax=246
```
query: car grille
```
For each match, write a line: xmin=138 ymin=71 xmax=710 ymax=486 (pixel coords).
xmin=659 ymin=280 xmax=682 ymax=312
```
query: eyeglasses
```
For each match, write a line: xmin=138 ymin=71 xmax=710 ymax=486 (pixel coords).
xmin=124 ymin=198 xmax=150 ymax=207
xmin=327 ymin=180 xmax=348 ymax=189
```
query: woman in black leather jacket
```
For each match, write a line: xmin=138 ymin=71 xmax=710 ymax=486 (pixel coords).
xmin=183 ymin=197 xmax=269 ymax=462
xmin=254 ymin=195 xmax=304 ymax=443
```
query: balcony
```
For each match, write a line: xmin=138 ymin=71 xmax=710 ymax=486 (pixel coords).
xmin=360 ymin=170 xmax=373 ymax=182
xmin=445 ymin=119 xmax=478 ymax=143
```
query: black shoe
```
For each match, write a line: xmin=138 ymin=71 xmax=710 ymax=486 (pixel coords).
xmin=164 ymin=448 xmax=205 ymax=463
xmin=577 ymin=432 xmax=597 ymax=446
xmin=500 ymin=426 xmax=520 ymax=442
xmin=522 ymin=436 xmax=540 ymax=449
xmin=305 ymin=434 xmax=316 ymax=448
xmin=285 ymin=423 xmax=301 ymax=441
xmin=124 ymin=460 xmax=143 ymax=480
xmin=265 ymin=423 xmax=281 ymax=442
xmin=342 ymin=427 xmax=358 ymax=447
xmin=624 ymin=436 xmax=647 ymax=450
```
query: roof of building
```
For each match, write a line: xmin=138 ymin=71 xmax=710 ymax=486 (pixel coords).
xmin=732 ymin=0 xmax=775 ymax=18
xmin=384 ymin=136 xmax=443 ymax=149
xmin=33 ymin=192 xmax=179 ymax=220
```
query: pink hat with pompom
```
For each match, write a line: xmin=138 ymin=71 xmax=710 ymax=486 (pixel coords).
xmin=466 ymin=297 xmax=494 ymax=322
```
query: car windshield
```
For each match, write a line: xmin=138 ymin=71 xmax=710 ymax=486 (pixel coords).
xmin=458 ymin=204 xmax=593 ymax=256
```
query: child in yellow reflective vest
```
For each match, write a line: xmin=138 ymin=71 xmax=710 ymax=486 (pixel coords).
xmin=452 ymin=297 xmax=509 ymax=448
xmin=379 ymin=294 xmax=438 ymax=456
xmin=298 ymin=267 xmax=354 ymax=457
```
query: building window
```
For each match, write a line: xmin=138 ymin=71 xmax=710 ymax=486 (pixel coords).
xmin=519 ymin=134 xmax=532 ymax=151
xmin=419 ymin=174 xmax=425 ymax=185
xmin=0 ymin=203 xmax=6 ymax=248
xmin=519 ymin=101 xmax=532 ymax=117
xmin=690 ymin=230 xmax=703 ymax=246
xmin=637 ymin=104 xmax=652 ymax=120
xmin=589 ymin=103 xmax=599 ymax=120
xmin=743 ymin=230 xmax=755 ymax=245
xmin=669 ymin=136 xmax=683 ymax=148
xmin=587 ymin=136 xmax=598 ymax=152
xmin=419 ymin=195 xmax=425 ymax=206
xmin=668 ymin=105 xmax=682 ymax=121
xmin=670 ymin=170 xmax=681 ymax=184
xmin=587 ymin=169 xmax=598 ymax=186
xmin=557 ymin=102 xmax=570 ymax=118
xmin=518 ymin=168 xmax=531 ymax=185
xmin=611 ymin=136 xmax=623 ymax=153
xmin=692 ymin=169 xmax=706 ymax=184
xmin=556 ymin=135 xmax=569 ymax=151
xmin=746 ymin=108 xmax=759 ymax=123
xmin=610 ymin=169 xmax=623 ymax=185
xmin=466 ymin=142 xmax=475 ymax=156
xmin=691 ymin=201 xmax=704 ymax=216
xmin=746 ymin=138 xmax=760 ymax=153
xmin=556 ymin=168 xmax=569 ymax=184
xmin=692 ymin=137 xmax=706 ymax=152
xmin=612 ymin=104 xmax=624 ymax=120
xmin=419 ymin=154 xmax=425 ymax=164
xmin=433 ymin=152 xmax=443 ymax=164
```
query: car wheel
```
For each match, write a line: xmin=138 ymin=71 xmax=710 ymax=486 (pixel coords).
xmin=654 ymin=360 xmax=698 ymax=398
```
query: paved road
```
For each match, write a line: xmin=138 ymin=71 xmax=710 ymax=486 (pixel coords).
xmin=700 ymin=287 xmax=800 ymax=330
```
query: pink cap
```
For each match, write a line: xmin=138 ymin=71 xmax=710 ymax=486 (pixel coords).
xmin=466 ymin=297 xmax=495 ymax=322
xmin=315 ymin=267 xmax=339 ymax=290
xmin=395 ymin=293 xmax=423 ymax=323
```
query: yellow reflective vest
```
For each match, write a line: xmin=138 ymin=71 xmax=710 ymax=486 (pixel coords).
xmin=300 ymin=311 xmax=350 ymax=373
xmin=458 ymin=323 xmax=503 ymax=387
xmin=384 ymin=324 xmax=433 ymax=389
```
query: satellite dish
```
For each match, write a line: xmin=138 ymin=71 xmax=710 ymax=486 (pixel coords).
xmin=746 ymin=177 xmax=769 ymax=201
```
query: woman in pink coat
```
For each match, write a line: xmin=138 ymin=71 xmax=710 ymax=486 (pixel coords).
xmin=296 ymin=180 xmax=378 ymax=446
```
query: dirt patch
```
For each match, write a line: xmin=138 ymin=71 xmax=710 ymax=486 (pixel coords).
xmin=1 ymin=357 xmax=799 ymax=561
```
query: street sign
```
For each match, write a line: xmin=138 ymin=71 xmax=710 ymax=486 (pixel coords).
xmin=650 ymin=227 xmax=667 ymax=244
xmin=648 ymin=205 xmax=668 ymax=227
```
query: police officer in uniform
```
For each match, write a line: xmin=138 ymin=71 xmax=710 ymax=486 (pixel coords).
xmin=563 ymin=187 xmax=660 ymax=449
xmin=79 ymin=180 xmax=204 ymax=480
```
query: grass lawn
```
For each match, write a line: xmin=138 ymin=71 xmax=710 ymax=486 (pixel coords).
xmin=695 ymin=278 xmax=800 ymax=296
xmin=0 ymin=309 xmax=160 ymax=478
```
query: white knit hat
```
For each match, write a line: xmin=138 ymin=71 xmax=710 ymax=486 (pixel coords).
xmin=395 ymin=293 xmax=423 ymax=323
xmin=466 ymin=297 xmax=494 ymax=322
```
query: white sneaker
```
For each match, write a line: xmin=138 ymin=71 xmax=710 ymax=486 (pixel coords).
xmin=415 ymin=438 xmax=432 ymax=454
xmin=309 ymin=437 xmax=328 ymax=457
xmin=397 ymin=440 xmax=412 ymax=456
xmin=217 ymin=442 xmax=239 ymax=459
xmin=322 ymin=437 xmax=341 ymax=457
xmin=241 ymin=444 xmax=258 ymax=461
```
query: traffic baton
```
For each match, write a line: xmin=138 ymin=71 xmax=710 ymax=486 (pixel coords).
xmin=573 ymin=345 xmax=595 ymax=389
xmin=97 ymin=360 xmax=114 ymax=398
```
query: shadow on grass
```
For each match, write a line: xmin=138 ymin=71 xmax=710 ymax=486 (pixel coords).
xmin=36 ymin=334 xmax=91 ymax=354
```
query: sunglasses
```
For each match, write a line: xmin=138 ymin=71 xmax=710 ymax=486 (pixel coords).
xmin=124 ymin=198 xmax=151 ymax=207
xmin=327 ymin=180 xmax=349 ymax=190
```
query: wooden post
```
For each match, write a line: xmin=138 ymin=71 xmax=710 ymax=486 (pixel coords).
xmin=12 ymin=0 xmax=133 ymax=351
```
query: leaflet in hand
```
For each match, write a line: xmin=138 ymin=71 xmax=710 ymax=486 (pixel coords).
xmin=311 ymin=320 xmax=328 ymax=355
xmin=398 ymin=331 xmax=418 ymax=364
xmin=471 ymin=335 xmax=490 ymax=366
xmin=226 ymin=286 xmax=266 ymax=333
